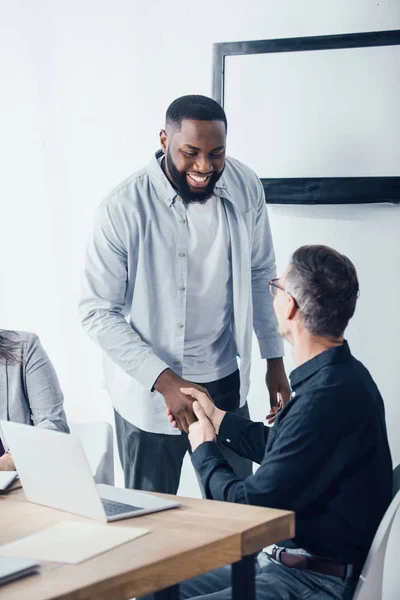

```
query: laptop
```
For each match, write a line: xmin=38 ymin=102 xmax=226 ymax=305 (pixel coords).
xmin=0 ymin=422 xmax=18 ymax=492
xmin=0 ymin=556 xmax=39 ymax=586
xmin=0 ymin=420 xmax=179 ymax=522
xmin=0 ymin=471 xmax=18 ymax=492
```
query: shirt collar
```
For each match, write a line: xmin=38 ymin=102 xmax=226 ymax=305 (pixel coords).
xmin=147 ymin=150 xmax=179 ymax=207
xmin=147 ymin=150 xmax=234 ymax=207
xmin=290 ymin=341 xmax=352 ymax=389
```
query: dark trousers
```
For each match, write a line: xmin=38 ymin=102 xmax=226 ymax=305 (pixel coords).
xmin=114 ymin=370 xmax=253 ymax=494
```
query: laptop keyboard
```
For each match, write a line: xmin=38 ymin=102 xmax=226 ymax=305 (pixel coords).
xmin=101 ymin=497 xmax=143 ymax=517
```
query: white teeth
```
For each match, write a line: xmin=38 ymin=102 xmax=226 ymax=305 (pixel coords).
xmin=188 ymin=173 xmax=208 ymax=182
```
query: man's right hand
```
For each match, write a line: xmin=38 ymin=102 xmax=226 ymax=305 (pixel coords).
xmin=167 ymin=386 xmax=226 ymax=435
xmin=154 ymin=369 xmax=211 ymax=433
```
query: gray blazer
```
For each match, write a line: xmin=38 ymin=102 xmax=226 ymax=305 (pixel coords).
xmin=0 ymin=331 xmax=69 ymax=433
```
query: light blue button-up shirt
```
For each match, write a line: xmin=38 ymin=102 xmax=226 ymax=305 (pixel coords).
xmin=79 ymin=151 xmax=283 ymax=434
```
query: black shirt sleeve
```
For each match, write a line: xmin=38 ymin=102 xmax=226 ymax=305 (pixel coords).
xmin=217 ymin=411 xmax=270 ymax=464
xmin=191 ymin=442 xmax=248 ymax=502
xmin=192 ymin=389 xmax=349 ymax=510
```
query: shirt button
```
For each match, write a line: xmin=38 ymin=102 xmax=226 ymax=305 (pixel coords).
xmin=291 ymin=392 xmax=296 ymax=398
xmin=173 ymin=360 xmax=180 ymax=365
xmin=179 ymin=252 xmax=186 ymax=257
xmin=179 ymin=287 xmax=185 ymax=291
xmin=177 ymin=323 xmax=184 ymax=329
xmin=226 ymin=438 xmax=231 ymax=443
xmin=180 ymin=219 xmax=186 ymax=224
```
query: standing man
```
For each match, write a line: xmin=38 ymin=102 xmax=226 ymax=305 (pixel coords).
xmin=79 ymin=95 xmax=290 ymax=493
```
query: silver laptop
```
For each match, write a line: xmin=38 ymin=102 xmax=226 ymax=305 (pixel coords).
xmin=0 ymin=420 xmax=179 ymax=522
xmin=0 ymin=556 xmax=39 ymax=586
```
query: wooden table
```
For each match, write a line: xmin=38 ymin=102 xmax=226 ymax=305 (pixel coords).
xmin=0 ymin=488 xmax=294 ymax=600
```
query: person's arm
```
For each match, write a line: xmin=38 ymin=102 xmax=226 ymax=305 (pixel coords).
xmin=251 ymin=178 xmax=283 ymax=363
xmin=79 ymin=198 xmax=169 ymax=391
xmin=217 ymin=411 xmax=270 ymax=464
xmin=250 ymin=180 xmax=290 ymax=408
xmin=24 ymin=334 xmax=69 ymax=433
xmin=79 ymin=198 xmax=204 ymax=432
xmin=192 ymin=390 xmax=343 ymax=508
xmin=178 ymin=387 xmax=269 ymax=464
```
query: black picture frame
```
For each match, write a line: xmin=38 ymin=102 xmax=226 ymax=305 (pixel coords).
xmin=212 ymin=30 xmax=400 ymax=205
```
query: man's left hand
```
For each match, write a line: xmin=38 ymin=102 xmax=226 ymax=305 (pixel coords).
xmin=265 ymin=357 xmax=291 ymax=412
xmin=188 ymin=401 xmax=216 ymax=452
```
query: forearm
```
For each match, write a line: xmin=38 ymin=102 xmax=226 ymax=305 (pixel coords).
xmin=252 ymin=261 xmax=283 ymax=359
xmin=79 ymin=210 xmax=169 ymax=390
xmin=82 ymin=307 xmax=168 ymax=390
xmin=34 ymin=414 xmax=69 ymax=434
xmin=217 ymin=412 xmax=269 ymax=464
xmin=191 ymin=442 xmax=248 ymax=503
xmin=251 ymin=184 xmax=284 ymax=359
xmin=28 ymin=379 xmax=69 ymax=433
xmin=25 ymin=335 xmax=70 ymax=434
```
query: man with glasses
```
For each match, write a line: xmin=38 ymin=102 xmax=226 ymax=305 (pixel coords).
xmin=162 ymin=245 xmax=392 ymax=600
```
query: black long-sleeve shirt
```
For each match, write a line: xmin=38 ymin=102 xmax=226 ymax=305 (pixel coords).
xmin=191 ymin=342 xmax=392 ymax=569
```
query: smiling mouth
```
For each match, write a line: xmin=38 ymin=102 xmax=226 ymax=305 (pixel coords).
xmin=187 ymin=172 xmax=212 ymax=187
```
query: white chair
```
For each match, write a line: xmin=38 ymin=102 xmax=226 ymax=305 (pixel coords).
xmin=392 ymin=463 xmax=400 ymax=499
xmin=69 ymin=422 xmax=114 ymax=486
xmin=352 ymin=466 xmax=400 ymax=600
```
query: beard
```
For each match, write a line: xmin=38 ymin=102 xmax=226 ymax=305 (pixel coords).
xmin=165 ymin=150 xmax=224 ymax=206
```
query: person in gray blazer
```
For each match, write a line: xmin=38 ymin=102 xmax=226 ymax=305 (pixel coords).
xmin=0 ymin=330 xmax=69 ymax=470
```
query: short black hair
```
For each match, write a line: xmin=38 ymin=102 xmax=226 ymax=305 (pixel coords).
xmin=285 ymin=245 xmax=359 ymax=339
xmin=166 ymin=95 xmax=227 ymax=130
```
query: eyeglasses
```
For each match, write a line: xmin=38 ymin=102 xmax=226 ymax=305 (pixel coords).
xmin=269 ymin=278 xmax=298 ymax=306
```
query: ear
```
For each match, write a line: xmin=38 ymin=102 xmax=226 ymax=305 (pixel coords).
xmin=160 ymin=129 xmax=168 ymax=153
xmin=286 ymin=296 xmax=298 ymax=321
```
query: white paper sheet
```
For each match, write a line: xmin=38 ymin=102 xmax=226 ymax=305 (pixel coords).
xmin=0 ymin=521 xmax=149 ymax=564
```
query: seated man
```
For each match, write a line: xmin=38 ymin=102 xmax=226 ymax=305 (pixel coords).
xmin=168 ymin=245 xmax=393 ymax=600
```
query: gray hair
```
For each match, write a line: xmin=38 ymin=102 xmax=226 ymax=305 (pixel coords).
xmin=285 ymin=245 xmax=359 ymax=339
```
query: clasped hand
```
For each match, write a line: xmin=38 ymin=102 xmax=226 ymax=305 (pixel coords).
xmin=163 ymin=381 xmax=225 ymax=451
xmin=154 ymin=369 xmax=212 ymax=432
xmin=167 ymin=387 xmax=221 ymax=451
xmin=154 ymin=368 xmax=224 ymax=450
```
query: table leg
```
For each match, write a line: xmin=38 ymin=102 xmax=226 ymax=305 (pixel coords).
xmin=232 ymin=554 xmax=256 ymax=600
xmin=154 ymin=584 xmax=180 ymax=600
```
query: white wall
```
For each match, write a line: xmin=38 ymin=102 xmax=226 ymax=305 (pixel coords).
xmin=1 ymin=0 xmax=399 ymax=493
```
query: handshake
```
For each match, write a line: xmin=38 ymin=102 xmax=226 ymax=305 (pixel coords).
xmin=154 ymin=369 xmax=226 ymax=451
xmin=154 ymin=368 xmax=283 ymax=452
